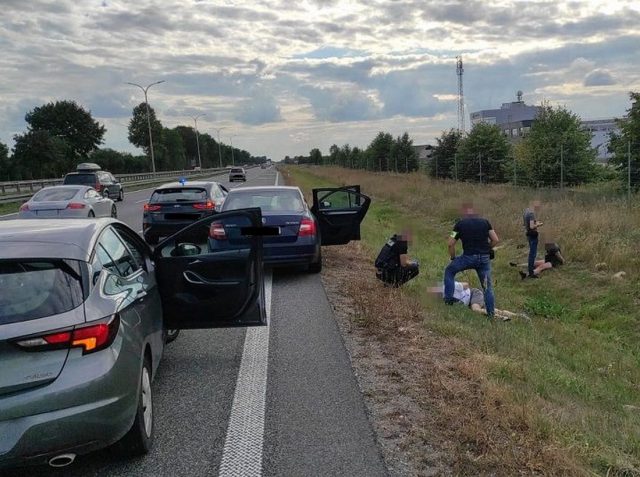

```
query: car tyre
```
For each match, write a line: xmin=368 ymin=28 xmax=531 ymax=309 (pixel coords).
xmin=111 ymin=205 xmax=118 ymax=218
xmin=115 ymin=356 xmax=154 ymax=456
xmin=164 ymin=329 xmax=180 ymax=343
xmin=308 ymin=249 xmax=322 ymax=274
xmin=88 ymin=210 xmax=95 ymax=218
xmin=118 ymin=190 xmax=124 ymax=202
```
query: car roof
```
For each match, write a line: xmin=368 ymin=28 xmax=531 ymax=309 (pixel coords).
xmin=0 ymin=218 xmax=118 ymax=261
xmin=34 ymin=185 xmax=91 ymax=193
xmin=153 ymin=181 xmax=216 ymax=190
xmin=226 ymin=186 xmax=300 ymax=193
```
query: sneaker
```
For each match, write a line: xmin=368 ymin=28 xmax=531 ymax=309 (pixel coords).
xmin=519 ymin=271 xmax=527 ymax=280
xmin=509 ymin=261 xmax=518 ymax=267
xmin=502 ymin=316 xmax=512 ymax=322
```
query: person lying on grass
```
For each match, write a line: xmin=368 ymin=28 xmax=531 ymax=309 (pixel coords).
xmin=510 ymin=242 xmax=565 ymax=280
xmin=428 ymin=281 xmax=527 ymax=322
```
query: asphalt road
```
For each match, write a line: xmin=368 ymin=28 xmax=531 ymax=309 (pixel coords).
xmin=0 ymin=167 xmax=388 ymax=477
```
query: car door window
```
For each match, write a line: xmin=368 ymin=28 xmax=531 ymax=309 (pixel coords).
xmin=97 ymin=228 xmax=140 ymax=277
xmin=113 ymin=227 xmax=148 ymax=271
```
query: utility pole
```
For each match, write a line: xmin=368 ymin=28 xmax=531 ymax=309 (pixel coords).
xmin=215 ymin=127 xmax=225 ymax=168
xmin=229 ymin=135 xmax=236 ymax=166
xmin=478 ymin=152 xmax=483 ymax=184
xmin=628 ymin=141 xmax=632 ymax=206
xmin=560 ymin=143 xmax=564 ymax=191
xmin=454 ymin=153 xmax=458 ymax=181
xmin=126 ymin=80 xmax=165 ymax=175
xmin=456 ymin=56 xmax=465 ymax=134
xmin=190 ymin=114 xmax=205 ymax=169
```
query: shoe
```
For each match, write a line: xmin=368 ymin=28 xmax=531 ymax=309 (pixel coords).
xmin=519 ymin=271 xmax=527 ymax=280
xmin=502 ymin=316 xmax=511 ymax=322
xmin=509 ymin=261 xmax=518 ymax=267
xmin=528 ymin=273 xmax=540 ymax=279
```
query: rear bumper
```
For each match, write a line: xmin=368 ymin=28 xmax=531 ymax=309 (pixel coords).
xmin=143 ymin=215 xmax=214 ymax=239
xmin=263 ymin=243 xmax=319 ymax=267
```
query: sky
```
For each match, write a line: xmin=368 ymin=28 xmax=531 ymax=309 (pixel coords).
xmin=1 ymin=0 xmax=639 ymax=161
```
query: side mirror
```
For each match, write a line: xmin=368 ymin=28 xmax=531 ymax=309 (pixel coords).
xmin=170 ymin=243 xmax=202 ymax=257
xmin=321 ymin=200 xmax=332 ymax=208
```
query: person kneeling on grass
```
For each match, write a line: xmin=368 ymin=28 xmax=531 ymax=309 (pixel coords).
xmin=375 ymin=230 xmax=419 ymax=287
xmin=510 ymin=242 xmax=565 ymax=280
xmin=428 ymin=281 xmax=526 ymax=322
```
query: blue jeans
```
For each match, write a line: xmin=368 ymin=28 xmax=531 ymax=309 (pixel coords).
xmin=527 ymin=234 xmax=538 ymax=275
xmin=444 ymin=254 xmax=495 ymax=316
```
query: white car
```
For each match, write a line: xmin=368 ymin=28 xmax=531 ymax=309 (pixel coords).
xmin=18 ymin=185 xmax=117 ymax=219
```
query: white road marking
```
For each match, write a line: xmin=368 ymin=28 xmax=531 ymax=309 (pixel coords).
xmin=275 ymin=171 xmax=279 ymax=186
xmin=0 ymin=212 xmax=18 ymax=218
xmin=218 ymin=271 xmax=272 ymax=477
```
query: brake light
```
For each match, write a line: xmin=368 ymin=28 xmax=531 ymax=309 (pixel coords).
xmin=94 ymin=182 xmax=101 ymax=192
xmin=67 ymin=202 xmax=86 ymax=209
xmin=144 ymin=203 xmax=162 ymax=212
xmin=209 ymin=221 xmax=227 ymax=240
xmin=299 ymin=218 xmax=316 ymax=237
xmin=19 ymin=203 xmax=29 ymax=212
xmin=14 ymin=314 xmax=120 ymax=355
xmin=193 ymin=200 xmax=215 ymax=210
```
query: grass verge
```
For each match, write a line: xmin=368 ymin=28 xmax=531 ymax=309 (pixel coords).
xmin=283 ymin=165 xmax=640 ymax=476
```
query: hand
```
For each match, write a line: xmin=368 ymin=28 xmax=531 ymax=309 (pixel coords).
xmin=536 ymin=221 xmax=544 ymax=227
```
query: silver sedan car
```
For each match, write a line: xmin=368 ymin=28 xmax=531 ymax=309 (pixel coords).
xmin=18 ymin=186 xmax=117 ymax=219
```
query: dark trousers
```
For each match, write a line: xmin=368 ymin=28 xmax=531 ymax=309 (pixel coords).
xmin=527 ymin=234 xmax=538 ymax=275
xmin=376 ymin=263 xmax=419 ymax=287
xmin=444 ymin=254 xmax=494 ymax=316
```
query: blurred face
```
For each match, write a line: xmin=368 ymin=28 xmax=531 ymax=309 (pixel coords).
xmin=398 ymin=229 xmax=413 ymax=244
xmin=460 ymin=202 xmax=475 ymax=216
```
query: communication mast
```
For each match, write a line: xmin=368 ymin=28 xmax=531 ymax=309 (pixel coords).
xmin=456 ymin=55 xmax=465 ymax=134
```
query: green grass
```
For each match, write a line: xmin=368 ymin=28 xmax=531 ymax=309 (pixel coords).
xmin=284 ymin=165 xmax=640 ymax=475
xmin=0 ymin=201 xmax=20 ymax=216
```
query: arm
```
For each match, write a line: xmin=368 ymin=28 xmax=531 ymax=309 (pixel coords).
xmin=556 ymin=252 xmax=565 ymax=264
xmin=488 ymin=229 xmax=499 ymax=248
xmin=399 ymin=253 xmax=410 ymax=267
xmin=447 ymin=236 xmax=457 ymax=260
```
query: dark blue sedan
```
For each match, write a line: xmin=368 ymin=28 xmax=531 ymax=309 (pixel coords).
xmin=217 ymin=186 xmax=370 ymax=272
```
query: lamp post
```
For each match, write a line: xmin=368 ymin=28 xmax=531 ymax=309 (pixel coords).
xmin=125 ymin=80 xmax=165 ymax=175
xmin=214 ymin=127 xmax=226 ymax=168
xmin=190 ymin=114 xmax=205 ymax=169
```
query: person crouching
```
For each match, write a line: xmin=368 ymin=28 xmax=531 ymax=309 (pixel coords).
xmin=375 ymin=230 xmax=419 ymax=287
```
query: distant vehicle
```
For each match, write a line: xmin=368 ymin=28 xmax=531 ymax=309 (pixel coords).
xmin=63 ymin=163 xmax=124 ymax=202
xmin=228 ymin=167 xmax=246 ymax=182
xmin=18 ymin=185 xmax=117 ymax=219
xmin=142 ymin=181 xmax=228 ymax=245
xmin=218 ymin=185 xmax=371 ymax=272
xmin=260 ymin=163 xmax=268 ymax=169
xmin=193 ymin=166 xmax=201 ymax=171
xmin=0 ymin=214 xmax=267 ymax=469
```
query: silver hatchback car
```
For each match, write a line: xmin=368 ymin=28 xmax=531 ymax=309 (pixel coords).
xmin=18 ymin=185 xmax=117 ymax=219
xmin=0 ymin=212 xmax=267 ymax=469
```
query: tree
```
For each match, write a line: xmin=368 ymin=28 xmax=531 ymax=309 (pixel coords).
xmin=429 ymin=129 xmax=461 ymax=179
xmin=456 ymin=123 xmax=511 ymax=183
xmin=309 ymin=148 xmax=322 ymax=165
xmin=128 ymin=103 xmax=163 ymax=156
xmin=608 ymin=91 xmax=640 ymax=189
xmin=12 ymin=130 xmax=70 ymax=179
xmin=158 ymin=128 xmax=186 ymax=170
xmin=367 ymin=132 xmax=394 ymax=171
xmin=0 ymin=141 xmax=10 ymax=181
xmin=24 ymin=100 xmax=105 ymax=161
xmin=519 ymin=104 xmax=596 ymax=186
xmin=394 ymin=132 xmax=418 ymax=173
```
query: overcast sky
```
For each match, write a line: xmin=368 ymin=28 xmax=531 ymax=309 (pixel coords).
xmin=1 ymin=0 xmax=639 ymax=160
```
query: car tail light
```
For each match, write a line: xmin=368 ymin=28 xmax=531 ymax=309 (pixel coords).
xmin=14 ymin=314 xmax=120 ymax=355
xmin=209 ymin=221 xmax=227 ymax=240
xmin=144 ymin=203 xmax=162 ymax=212
xmin=19 ymin=203 xmax=29 ymax=212
xmin=193 ymin=200 xmax=215 ymax=210
xmin=94 ymin=182 xmax=102 ymax=192
xmin=298 ymin=218 xmax=316 ymax=237
xmin=67 ymin=202 xmax=86 ymax=209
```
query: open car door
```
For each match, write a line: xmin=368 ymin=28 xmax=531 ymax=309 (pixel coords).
xmin=152 ymin=208 xmax=267 ymax=329
xmin=311 ymin=186 xmax=371 ymax=246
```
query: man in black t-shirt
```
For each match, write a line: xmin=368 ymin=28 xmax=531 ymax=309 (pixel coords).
xmin=375 ymin=231 xmax=419 ymax=287
xmin=523 ymin=200 xmax=543 ymax=278
xmin=444 ymin=203 xmax=499 ymax=317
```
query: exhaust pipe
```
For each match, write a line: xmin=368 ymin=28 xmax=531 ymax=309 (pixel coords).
xmin=48 ymin=453 xmax=76 ymax=468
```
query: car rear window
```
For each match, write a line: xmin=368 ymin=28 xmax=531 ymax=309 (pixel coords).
xmin=150 ymin=187 xmax=208 ymax=203
xmin=230 ymin=168 xmax=244 ymax=173
xmin=63 ymin=173 xmax=96 ymax=186
xmin=32 ymin=187 xmax=79 ymax=202
xmin=224 ymin=189 xmax=304 ymax=212
xmin=0 ymin=260 xmax=84 ymax=325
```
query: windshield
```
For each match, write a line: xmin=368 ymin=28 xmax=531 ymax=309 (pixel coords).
xmin=63 ymin=173 xmax=96 ymax=186
xmin=224 ymin=189 xmax=304 ymax=213
xmin=150 ymin=188 xmax=207 ymax=203
xmin=32 ymin=187 xmax=79 ymax=201
xmin=0 ymin=259 xmax=84 ymax=325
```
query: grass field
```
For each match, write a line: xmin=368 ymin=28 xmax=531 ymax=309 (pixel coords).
xmin=284 ymin=165 xmax=640 ymax=476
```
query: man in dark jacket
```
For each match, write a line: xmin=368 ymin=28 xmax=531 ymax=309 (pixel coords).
xmin=375 ymin=230 xmax=419 ymax=287
xmin=444 ymin=202 xmax=499 ymax=317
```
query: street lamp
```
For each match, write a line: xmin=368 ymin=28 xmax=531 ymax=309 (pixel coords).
xmin=125 ymin=80 xmax=165 ymax=175
xmin=229 ymin=135 xmax=236 ymax=165
xmin=190 ymin=114 xmax=205 ymax=169
xmin=214 ymin=127 xmax=226 ymax=168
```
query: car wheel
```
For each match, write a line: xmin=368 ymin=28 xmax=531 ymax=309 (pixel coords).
xmin=88 ymin=210 xmax=95 ymax=218
xmin=102 ymin=189 xmax=110 ymax=198
xmin=115 ymin=356 xmax=154 ymax=456
xmin=118 ymin=190 xmax=124 ymax=202
xmin=308 ymin=249 xmax=322 ymax=274
xmin=111 ymin=205 xmax=117 ymax=218
xmin=165 ymin=329 xmax=180 ymax=344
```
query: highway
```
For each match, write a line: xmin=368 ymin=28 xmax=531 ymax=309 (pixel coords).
xmin=0 ymin=167 xmax=388 ymax=477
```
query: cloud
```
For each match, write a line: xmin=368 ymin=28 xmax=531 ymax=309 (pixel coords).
xmin=584 ymin=70 xmax=616 ymax=86
xmin=235 ymin=92 xmax=283 ymax=125
xmin=299 ymin=86 xmax=381 ymax=122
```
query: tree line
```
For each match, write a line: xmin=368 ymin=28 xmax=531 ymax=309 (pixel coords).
xmin=0 ymin=100 xmax=264 ymax=181
xmin=427 ymin=93 xmax=640 ymax=189
xmin=284 ymin=131 xmax=419 ymax=173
